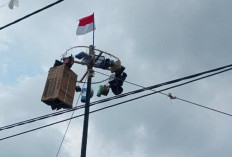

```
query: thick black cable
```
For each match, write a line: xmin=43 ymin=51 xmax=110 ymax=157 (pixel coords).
xmin=96 ymin=67 xmax=232 ymax=117
xmin=1 ymin=69 xmax=232 ymax=141
xmin=0 ymin=104 xmax=85 ymax=131
xmin=0 ymin=0 xmax=64 ymax=30
xmin=1 ymin=64 xmax=232 ymax=130
xmin=0 ymin=91 xmax=169 ymax=141
xmin=1 ymin=64 xmax=232 ymax=132
xmin=97 ymin=67 xmax=232 ymax=117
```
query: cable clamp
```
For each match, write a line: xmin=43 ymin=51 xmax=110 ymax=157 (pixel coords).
xmin=168 ymin=93 xmax=176 ymax=99
xmin=88 ymin=69 xmax=95 ymax=77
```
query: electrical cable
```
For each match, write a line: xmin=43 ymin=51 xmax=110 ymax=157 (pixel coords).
xmin=0 ymin=90 xmax=174 ymax=141
xmin=96 ymin=67 xmax=232 ymax=117
xmin=0 ymin=0 xmax=64 ymax=30
xmin=0 ymin=104 xmax=85 ymax=131
xmin=1 ymin=64 xmax=232 ymax=132
xmin=0 ymin=72 xmax=232 ymax=141
xmin=175 ymin=97 xmax=232 ymax=117
xmin=1 ymin=68 xmax=232 ymax=141
xmin=98 ymin=67 xmax=232 ymax=118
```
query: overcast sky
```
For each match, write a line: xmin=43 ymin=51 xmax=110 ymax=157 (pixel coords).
xmin=1 ymin=0 xmax=232 ymax=157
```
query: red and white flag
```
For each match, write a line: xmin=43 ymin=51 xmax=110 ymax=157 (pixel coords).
xmin=76 ymin=14 xmax=95 ymax=36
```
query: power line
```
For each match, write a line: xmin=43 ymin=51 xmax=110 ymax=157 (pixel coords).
xmin=0 ymin=90 xmax=173 ymax=141
xmin=175 ymin=97 xmax=232 ymax=117
xmin=123 ymin=71 xmax=232 ymax=117
xmin=95 ymin=68 xmax=232 ymax=116
xmin=0 ymin=104 xmax=85 ymax=131
xmin=1 ymin=68 xmax=232 ymax=141
xmin=1 ymin=64 xmax=232 ymax=132
xmin=0 ymin=0 xmax=64 ymax=30
xmin=97 ymin=67 xmax=232 ymax=117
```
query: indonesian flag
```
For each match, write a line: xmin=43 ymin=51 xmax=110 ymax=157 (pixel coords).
xmin=76 ymin=14 xmax=95 ymax=35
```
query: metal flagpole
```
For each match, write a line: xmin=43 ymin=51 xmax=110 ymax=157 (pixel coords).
xmin=93 ymin=13 xmax=95 ymax=47
xmin=80 ymin=13 xmax=95 ymax=157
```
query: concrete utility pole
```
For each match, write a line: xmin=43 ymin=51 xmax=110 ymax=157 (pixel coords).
xmin=80 ymin=45 xmax=94 ymax=157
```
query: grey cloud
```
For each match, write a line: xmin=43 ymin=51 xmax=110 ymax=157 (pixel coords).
xmin=1 ymin=0 xmax=232 ymax=157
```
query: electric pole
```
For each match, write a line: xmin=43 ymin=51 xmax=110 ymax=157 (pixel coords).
xmin=80 ymin=45 xmax=94 ymax=157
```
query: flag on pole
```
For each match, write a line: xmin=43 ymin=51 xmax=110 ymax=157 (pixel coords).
xmin=76 ymin=14 xmax=95 ymax=36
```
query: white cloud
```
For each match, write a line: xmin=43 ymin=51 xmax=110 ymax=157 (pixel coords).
xmin=0 ymin=63 xmax=8 ymax=73
xmin=1 ymin=0 xmax=232 ymax=157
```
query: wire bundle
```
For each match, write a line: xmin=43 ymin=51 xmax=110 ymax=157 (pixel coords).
xmin=0 ymin=63 xmax=232 ymax=141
